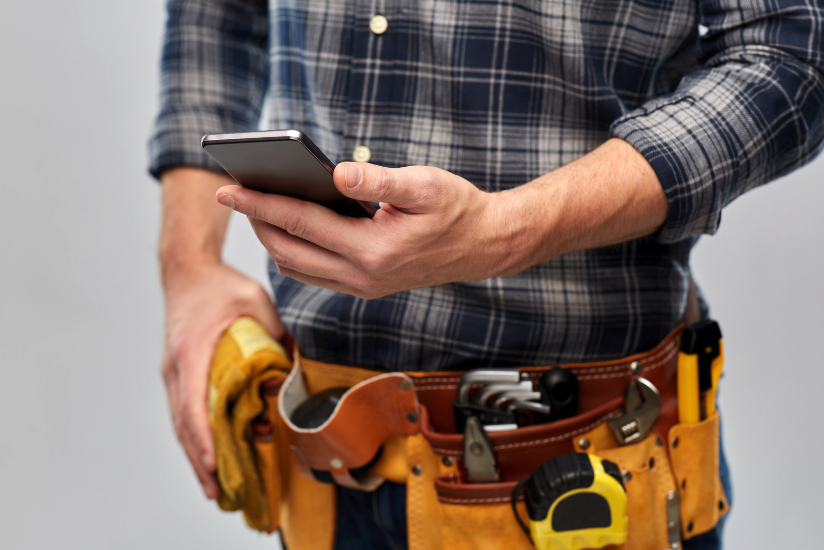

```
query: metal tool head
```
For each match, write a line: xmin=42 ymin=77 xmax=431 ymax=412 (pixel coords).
xmin=476 ymin=380 xmax=534 ymax=405
xmin=492 ymin=390 xmax=542 ymax=409
xmin=607 ymin=377 xmax=661 ymax=445
xmin=463 ymin=416 xmax=500 ymax=482
xmin=506 ymin=400 xmax=552 ymax=416
xmin=483 ymin=423 xmax=519 ymax=433
xmin=456 ymin=370 xmax=521 ymax=403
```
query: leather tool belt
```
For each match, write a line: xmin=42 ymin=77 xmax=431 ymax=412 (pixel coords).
xmin=249 ymin=323 xmax=729 ymax=550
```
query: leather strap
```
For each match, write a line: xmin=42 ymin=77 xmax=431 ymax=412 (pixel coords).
xmin=278 ymin=356 xmax=421 ymax=491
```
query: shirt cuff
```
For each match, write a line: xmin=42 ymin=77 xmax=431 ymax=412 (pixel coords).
xmin=148 ymin=108 xmax=230 ymax=180
xmin=610 ymin=95 xmax=724 ymax=245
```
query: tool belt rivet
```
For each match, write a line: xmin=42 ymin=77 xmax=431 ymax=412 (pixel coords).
xmin=411 ymin=465 xmax=423 ymax=476
xmin=329 ymin=457 xmax=343 ymax=469
xmin=671 ymin=436 xmax=679 ymax=448
xmin=578 ymin=437 xmax=590 ymax=450
xmin=442 ymin=456 xmax=453 ymax=467
xmin=407 ymin=412 xmax=418 ymax=423
xmin=399 ymin=380 xmax=411 ymax=391
xmin=623 ymin=471 xmax=632 ymax=482
xmin=630 ymin=361 xmax=642 ymax=375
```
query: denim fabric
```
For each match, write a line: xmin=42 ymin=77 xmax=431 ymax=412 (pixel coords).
xmin=332 ymin=431 xmax=732 ymax=550
xmin=334 ymin=481 xmax=408 ymax=550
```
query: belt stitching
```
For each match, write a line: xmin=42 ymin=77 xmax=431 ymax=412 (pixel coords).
xmin=430 ymin=410 xmax=621 ymax=455
xmin=414 ymin=341 xmax=677 ymax=391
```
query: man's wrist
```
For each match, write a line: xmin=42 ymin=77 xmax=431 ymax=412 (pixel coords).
xmin=158 ymin=167 xmax=234 ymax=289
xmin=493 ymin=138 xmax=668 ymax=272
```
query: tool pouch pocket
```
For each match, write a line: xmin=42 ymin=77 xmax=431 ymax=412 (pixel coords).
xmin=415 ymin=403 xmax=629 ymax=550
xmin=586 ymin=425 xmax=677 ymax=549
xmin=667 ymin=413 xmax=729 ymax=540
xmin=277 ymin=360 xmax=422 ymax=490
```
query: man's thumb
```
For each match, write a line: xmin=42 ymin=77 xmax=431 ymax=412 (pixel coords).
xmin=334 ymin=162 xmax=424 ymax=209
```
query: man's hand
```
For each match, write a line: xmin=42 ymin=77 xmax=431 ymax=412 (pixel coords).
xmin=215 ymin=138 xmax=668 ymax=298
xmin=159 ymin=168 xmax=283 ymax=499
xmin=217 ymin=164 xmax=507 ymax=298
xmin=161 ymin=263 xmax=282 ymax=499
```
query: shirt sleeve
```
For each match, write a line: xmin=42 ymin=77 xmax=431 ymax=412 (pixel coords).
xmin=610 ymin=0 xmax=824 ymax=244
xmin=148 ymin=0 xmax=269 ymax=180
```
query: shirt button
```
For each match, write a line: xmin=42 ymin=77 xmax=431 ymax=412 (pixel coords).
xmin=369 ymin=15 xmax=388 ymax=35
xmin=352 ymin=145 xmax=371 ymax=163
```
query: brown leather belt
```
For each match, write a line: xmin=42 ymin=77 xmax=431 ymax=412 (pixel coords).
xmin=275 ymin=322 xmax=684 ymax=489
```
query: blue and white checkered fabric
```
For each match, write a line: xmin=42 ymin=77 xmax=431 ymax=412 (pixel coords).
xmin=150 ymin=0 xmax=824 ymax=370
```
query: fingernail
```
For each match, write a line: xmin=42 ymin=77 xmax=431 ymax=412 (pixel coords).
xmin=217 ymin=194 xmax=234 ymax=208
xmin=345 ymin=164 xmax=363 ymax=189
xmin=202 ymin=453 xmax=214 ymax=470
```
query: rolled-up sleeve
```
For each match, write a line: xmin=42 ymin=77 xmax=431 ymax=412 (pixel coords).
xmin=148 ymin=0 xmax=269 ymax=179
xmin=611 ymin=0 xmax=824 ymax=244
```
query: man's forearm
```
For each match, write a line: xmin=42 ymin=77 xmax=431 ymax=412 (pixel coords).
xmin=159 ymin=168 xmax=235 ymax=284
xmin=493 ymin=138 xmax=668 ymax=275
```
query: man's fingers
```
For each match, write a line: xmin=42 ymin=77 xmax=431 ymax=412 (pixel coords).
xmin=333 ymin=163 xmax=440 ymax=212
xmin=277 ymin=265 xmax=377 ymax=299
xmin=249 ymin=218 xmax=376 ymax=287
xmin=216 ymin=186 xmax=365 ymax=256
xmin=175 ymin=346 xmax=216 ymax=474
xmin=162 ymin=350 xmax=219 ymax=499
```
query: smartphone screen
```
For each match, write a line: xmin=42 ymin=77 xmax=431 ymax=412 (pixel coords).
xmin=202 ymin=130 xmax=375 ymax=218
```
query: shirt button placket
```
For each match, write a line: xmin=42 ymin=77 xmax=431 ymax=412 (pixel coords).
xmin=349 ymin=9 xmax=389 ymax=165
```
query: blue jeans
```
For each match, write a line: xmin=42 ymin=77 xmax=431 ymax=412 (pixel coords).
xmin=331 ymin=427 xmax=733 ymax=550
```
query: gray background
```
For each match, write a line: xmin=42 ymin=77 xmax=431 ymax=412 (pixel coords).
xmin=1 ymin=1 xmax=821 ymax=549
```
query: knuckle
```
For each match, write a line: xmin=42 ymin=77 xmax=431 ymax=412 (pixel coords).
xmin=359 ymin=244 xmax=398 ymax=274
xmin=172 ymin=416 xmax=185 ymax=438
xmin=161 ymin=362 xmax=174 ymax=383
xmin=235 ymin=279 xmax=269 ymax=305
xmin=180 ymin=394 xmax=200 ymax=419
xmin=358 ymin=250 xmax=385 ymax=273
xmin=282 ymin=203 xmax=308 ymax=237
xmin=245 ymin=198 xmax=266 ymax=221
xmin=371 ymin=169 xmax=392 ymax=201
xmin=270 ymin=244 xmax=294 ymax=271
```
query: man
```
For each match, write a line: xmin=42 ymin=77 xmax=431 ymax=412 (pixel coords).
xmin=151 ymin=1 xmax=824 ymax=548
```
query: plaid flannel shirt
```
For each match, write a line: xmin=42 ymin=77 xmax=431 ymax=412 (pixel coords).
xmin=150 ymin=0 xmax=824 ymax=370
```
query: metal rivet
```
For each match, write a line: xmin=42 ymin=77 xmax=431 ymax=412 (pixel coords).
xmin=622 ymin=471 xmax=632 ymax=482
xmin=718 ymin=500 xmax=725 ymax=510
xmin=411 ymin=465 xmax=423 ymax=476
xmin=578 ymin=437 xmax=591 ymax=450
xmin=469 ymin=442 xmax=483 ymax=456
xmin=407 ymin=412 xmax=418 ymax=423
xmin=655 ymin=436 xmax=663 ymax=447
xmin=399 ymin=379 xmax=411 ymax=391
xmin=352 ymin=145 xmax=372 ymax=163
xmin=369 ymin=14 xmax=389 ymax=35
xmin=442 ymin=456 xmax=454 ymax=467
xmin=672 ymin=436 xmax=679 ymax=448
xmin=649 ymin=457 xmax=655 ymax=469
xmin=329 ymin=458 xmax=343 ymax=469
xmin=687 ymin=521 xmax=694 ymax=533
xmin=681 ymin=479 xmax=687 ymax=490
xmin=630 ymin=361 xmax=642 ymax=375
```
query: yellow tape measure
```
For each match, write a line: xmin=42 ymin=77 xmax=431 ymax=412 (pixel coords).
xmin=512 ymin=453 xmax=628 ymax=550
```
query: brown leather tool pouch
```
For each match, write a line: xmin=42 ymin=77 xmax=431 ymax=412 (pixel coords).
xmin=277 ymin=358 xmax=422 ymax=491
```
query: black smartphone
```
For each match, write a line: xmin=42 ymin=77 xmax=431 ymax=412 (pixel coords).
xmin=201 ymin=129 xmax=376 ymax=218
